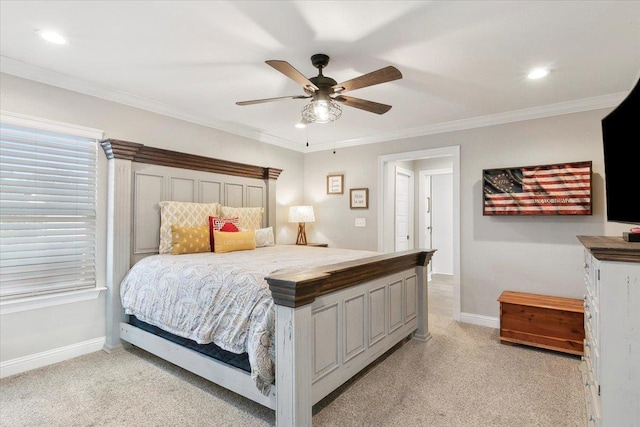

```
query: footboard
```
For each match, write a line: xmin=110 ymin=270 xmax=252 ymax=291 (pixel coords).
xmin=266 ymin=249 xmax=434 ymax=426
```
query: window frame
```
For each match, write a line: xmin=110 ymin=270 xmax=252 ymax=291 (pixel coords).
xmin=0 ymin=111 xmax=105 ymax=313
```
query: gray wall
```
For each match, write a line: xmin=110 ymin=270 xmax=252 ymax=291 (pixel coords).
xmin=1 ymin=71 xmax=631 ymax=363
xmin=0 ymin=73 xmax=305 ymax=362
xmin=303 ymin=110 xmax=630 ymax=318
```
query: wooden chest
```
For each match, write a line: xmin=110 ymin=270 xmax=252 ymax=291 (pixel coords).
xmin=497 ymin=291 xmax=584 ymax=356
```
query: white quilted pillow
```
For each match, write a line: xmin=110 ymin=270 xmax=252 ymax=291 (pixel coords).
xmin=254 ymin=226 xmax=275 ymax=247
xmin=219 ymin=206 xmax=264 ymax=229
xmin=158 ymin=201 xmax=221 ymax=254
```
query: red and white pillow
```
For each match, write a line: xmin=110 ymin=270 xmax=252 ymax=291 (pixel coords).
xmin=208 ymin=216 xmax=240 ymax=250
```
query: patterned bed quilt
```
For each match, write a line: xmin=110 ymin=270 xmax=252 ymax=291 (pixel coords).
xmin=120 ymin=244 xmax=378 ymax=395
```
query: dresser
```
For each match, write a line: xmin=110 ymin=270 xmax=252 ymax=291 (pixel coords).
xmin=577 ymin=236 xmax=640 ymax=427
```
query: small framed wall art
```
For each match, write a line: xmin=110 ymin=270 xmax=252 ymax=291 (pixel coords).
xmin=350 ymin=188 xmax=369 ymax=209
xmin=327 ymin=174 xmax=344 ymax=194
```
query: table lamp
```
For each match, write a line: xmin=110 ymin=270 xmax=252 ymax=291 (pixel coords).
xmin=288 ymin=205 xmax=315 ymax=245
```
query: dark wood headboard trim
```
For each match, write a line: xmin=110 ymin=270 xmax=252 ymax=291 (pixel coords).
xmin=266 ymin=249 xmax=436 ymax=308
xmin=100 ymin=139 xmax=282 ymax=180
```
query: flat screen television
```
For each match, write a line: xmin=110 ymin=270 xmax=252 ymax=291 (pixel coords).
xmin=601 ymin=76 xmax=640 ymax=226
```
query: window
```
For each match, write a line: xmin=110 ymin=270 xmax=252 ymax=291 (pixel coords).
xmin=0 ymin=113 xmax=102 ymax=301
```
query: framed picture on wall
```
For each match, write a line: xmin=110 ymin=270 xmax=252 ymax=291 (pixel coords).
xmin=327 ymin=174 xmax=344 ymax=194
xmin=482 ymin=160 xmax=592 ymax=215
xmin=350 ymin=188 xmax=369 ymax=209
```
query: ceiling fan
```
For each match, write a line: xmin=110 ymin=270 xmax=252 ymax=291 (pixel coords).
xmin=236 ymin=54 xmax=402 ymax=123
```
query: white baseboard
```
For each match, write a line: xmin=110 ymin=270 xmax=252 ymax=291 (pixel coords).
xmin=0 ymin=336 xmax=106 ymax=378
xmin=460 ymin=312 xmax=500 ymax=329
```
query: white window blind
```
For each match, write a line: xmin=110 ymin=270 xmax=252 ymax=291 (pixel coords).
xmin=0 ymin=119 xmax=99 ymax=301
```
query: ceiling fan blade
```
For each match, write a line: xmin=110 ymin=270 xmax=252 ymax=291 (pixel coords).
xmin=266 ymin=60 xmax=319 ymax=91
xmin=333 ymin=95 xmax=392 ymax=115
xmin=236 ymin=95 xmax=310 ymax=106
xmin=333 ymin=66 xmax=402 ymax=93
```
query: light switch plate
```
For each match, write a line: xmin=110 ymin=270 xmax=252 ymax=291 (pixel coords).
xmin=355 ymin=218 xmax=366 ymax=227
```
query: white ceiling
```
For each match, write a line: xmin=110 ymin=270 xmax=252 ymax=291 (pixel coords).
xmin=1 ymin=1 xmax=640 ymax=152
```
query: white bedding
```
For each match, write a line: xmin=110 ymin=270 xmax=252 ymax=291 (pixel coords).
xmin=120 ymin=244 xmax=378 ymax=395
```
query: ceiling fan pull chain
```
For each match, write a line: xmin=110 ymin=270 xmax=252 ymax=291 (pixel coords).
xmin=332 ymin=121 xmax=337 ymax=154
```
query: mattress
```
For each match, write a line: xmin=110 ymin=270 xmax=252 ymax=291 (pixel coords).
xmin=120 ymin=244 xmax=379 ymax=395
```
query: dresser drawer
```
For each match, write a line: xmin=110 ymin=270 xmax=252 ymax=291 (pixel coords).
xmin=584 ymin=305 xmax=599 ymax=348
xmin=581 ymin=361 xmax=601 ymax=427
xmin=586 ymin=382 xmax=600 ymax=427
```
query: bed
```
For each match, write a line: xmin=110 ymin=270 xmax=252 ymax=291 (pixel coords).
xmin=100 ymin=139 xmax=435 ymax=426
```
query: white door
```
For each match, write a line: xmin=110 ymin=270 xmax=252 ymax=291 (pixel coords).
xmin=431 ymin=173 xmax=453 ymax=275
xmin=395 ymin=167 xmax=414 ymax=251
xmin=422 ymin=174 xmax=432 ymax=250
xmin=422 ymin=174 xmax=433 ymax=276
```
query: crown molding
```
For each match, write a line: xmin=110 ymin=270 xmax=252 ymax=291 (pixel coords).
xmin=2 ymin=56 xmax=624 ymax=154
xmin=0 ymin=56 xmax=301 ymax=152
xmin=304 ymin=92 xmax=625 ymax=152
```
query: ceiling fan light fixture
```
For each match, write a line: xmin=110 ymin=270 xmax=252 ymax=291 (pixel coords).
xmin=238 ymin=54 xmax=401 ymax=122
xmin=301 ymin=99 xmax=342 ymax=124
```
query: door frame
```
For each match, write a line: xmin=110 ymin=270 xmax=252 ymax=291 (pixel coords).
xmin=377 ymin=146 xmax=461 ymax=321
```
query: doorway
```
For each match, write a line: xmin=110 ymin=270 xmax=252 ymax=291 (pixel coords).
xmin=377 ymin=146 xmax=460 ymax=321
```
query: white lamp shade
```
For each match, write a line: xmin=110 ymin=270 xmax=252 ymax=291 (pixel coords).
xmin=288 ymin=205 xmax=315 ymax=223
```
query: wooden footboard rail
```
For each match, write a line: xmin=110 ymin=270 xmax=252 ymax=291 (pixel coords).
xmin=266 ymin=249 xmax=435 ymax=426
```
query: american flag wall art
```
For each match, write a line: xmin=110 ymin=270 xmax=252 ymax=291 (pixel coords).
xmin=483 ymin=161 xmax=592 ymax=215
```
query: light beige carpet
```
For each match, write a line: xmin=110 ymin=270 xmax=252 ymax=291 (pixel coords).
xmin=0 ymin=314 xmax=585 ymax=426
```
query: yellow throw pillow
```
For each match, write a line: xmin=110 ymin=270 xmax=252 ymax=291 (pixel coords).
xmin=171 ymin=225 xmax=211 ymax=255
xmin=213 ymin=229 xmax=256 ymax=253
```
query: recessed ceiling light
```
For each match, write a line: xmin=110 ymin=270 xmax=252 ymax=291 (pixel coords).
xmin=36 ymin=30 xmax=67 ymax=45
xmin=527 ymin=67 xmax=549 ymax=80
xmin=294 ymin=123 xmax=306 ymax=129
